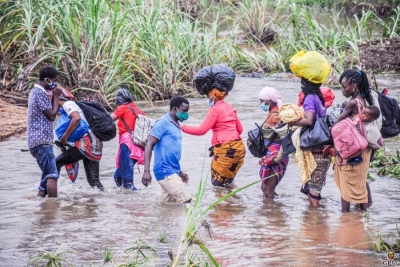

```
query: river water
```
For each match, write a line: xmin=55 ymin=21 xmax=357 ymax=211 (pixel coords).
xmin=0 ymin=76 xmax=399 ymax=266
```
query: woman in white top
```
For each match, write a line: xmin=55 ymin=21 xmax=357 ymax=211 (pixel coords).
xmin=55 ymin=89 xmax=104 ymax=191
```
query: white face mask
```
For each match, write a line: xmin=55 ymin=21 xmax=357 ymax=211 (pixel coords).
xmin=207 ymin=98 xmax=214 ymax=108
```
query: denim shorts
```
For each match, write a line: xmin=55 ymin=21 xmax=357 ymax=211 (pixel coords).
xmin=30 ymin=144 xmax=59 ymax=191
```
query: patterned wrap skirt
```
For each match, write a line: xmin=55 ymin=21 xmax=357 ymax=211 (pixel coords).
xmin=333 ymin=147 xmax=371 ymax=203
xmin=259 ymin=141 xmax=289 ymax=184
xmin=211 ymin=139 xmax=245 ymax=186
xmin=307 ymin=146 xmax=331 ymax=199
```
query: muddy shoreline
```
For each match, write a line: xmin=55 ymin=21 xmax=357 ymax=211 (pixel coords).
xmin=0 ymin=99 xmax=28 ymax=141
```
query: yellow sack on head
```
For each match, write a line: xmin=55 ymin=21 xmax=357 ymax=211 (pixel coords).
xmin=279 ymin=103 xmax=305 ymax=123
xmin=289 ymin=50 xmax=331 ymax=84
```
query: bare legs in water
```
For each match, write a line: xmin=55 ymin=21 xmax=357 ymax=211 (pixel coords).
xmin=261 ymin=176 xmax=278 ymax=199
xmin=37 ymin=178 xmax=57 ymax=198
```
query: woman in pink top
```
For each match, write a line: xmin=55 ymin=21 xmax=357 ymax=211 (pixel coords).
xmin=182 ymin=88 xmax=245 ymax=189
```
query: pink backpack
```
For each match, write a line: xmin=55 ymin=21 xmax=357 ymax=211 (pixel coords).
xmin=331 ymin=99 xmax=368 ymax=159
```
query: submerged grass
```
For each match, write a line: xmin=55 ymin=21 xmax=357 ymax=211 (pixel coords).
xmin=370 ymin=148 xmax=400 ymax=178
xmin=27 ymin=245 xmax=74 ymax=267
xmin=352 ymin=221 xmax=400 ymax=253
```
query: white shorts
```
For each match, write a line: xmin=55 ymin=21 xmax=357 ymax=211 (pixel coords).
xmin=158 ymin=174 xmax=192 ymax=203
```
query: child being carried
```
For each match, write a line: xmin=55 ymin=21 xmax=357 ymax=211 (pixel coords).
xmin=346 ymin=105 xmax=383 ymax=165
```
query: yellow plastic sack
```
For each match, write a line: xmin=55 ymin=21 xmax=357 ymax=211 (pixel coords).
xmin=289 ymin=50 xmax=331 ymax=84
xmin=279 ymin=103 xmax=305 ymax=123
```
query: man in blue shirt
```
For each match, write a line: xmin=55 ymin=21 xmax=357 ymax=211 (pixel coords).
xmin=27 ymin=66 xmax=62 ymax=197
xmin=142 ymin=96 xmax=192 ymax=203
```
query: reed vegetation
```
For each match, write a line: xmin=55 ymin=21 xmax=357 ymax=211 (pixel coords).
xmin=1 ymin=0 xmax=399 ymax=106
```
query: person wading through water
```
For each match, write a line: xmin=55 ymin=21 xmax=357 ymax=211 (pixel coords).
xmin=332 ymin=70 xmax=375 ymax=212
xmin=181 ymin=88 xmax=245 ymax=189
xmin=55 ymin=89 xmax=104 ymax=191
xmin=258 ymin=86 xmax=289 ymax=198
xmin=142 ymin=97 xmax=192 ymax=203
xmin=111 ymin=88 xmax=144 ymax=191
xmin=289 ymin=78 xmax=331 ymax=208
xmin=27 ymin=66 xmax=62 ymax=197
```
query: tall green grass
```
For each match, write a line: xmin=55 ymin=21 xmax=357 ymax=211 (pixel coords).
xmin=1 ymin=0 xmax=400 ymax=105
xmin=0 ymin=0 xmax=269 ymax=105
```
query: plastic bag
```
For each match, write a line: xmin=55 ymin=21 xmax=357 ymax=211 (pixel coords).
xmin=55 ymin=108 xmax=89 ymax=142
xmin=289 ymin=50 xmax=331 ymax=84
xmin=193 ymin=64 xmax=235 ymax=95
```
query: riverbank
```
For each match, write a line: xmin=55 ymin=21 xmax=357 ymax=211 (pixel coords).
xmin=0 ymin=99 xmax=27 ymax=141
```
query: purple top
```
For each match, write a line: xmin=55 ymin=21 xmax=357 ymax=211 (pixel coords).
xmin=302 ymin=94 xmax=326 ymax=121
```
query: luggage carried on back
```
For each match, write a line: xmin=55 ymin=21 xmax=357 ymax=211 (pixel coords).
xmin=298 ymin=87 xmax=335 ymax=108
xmin=121 ymin=105 xmax=154 ymax=148
xmin=247 ymin=123 xmax=267 ymax=158
xmin=75 ymin=101 xmax=117 ymax=141
xmin=55 ymin=108 xmax=89 ymax=142
xmin=373 ymin=89 xmax=400 ymax=138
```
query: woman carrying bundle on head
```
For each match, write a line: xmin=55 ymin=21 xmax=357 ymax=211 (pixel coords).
xmin=182 ymin=65 xmax=245 ymax=189
xmin=289 ymin=78 xmax=332 ymax=208
xmin=257 ymin=86 xmax=289 ymax=199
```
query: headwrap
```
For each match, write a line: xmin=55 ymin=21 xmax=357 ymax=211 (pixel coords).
xmin=115 ymin=88 xmax=133 ymax=105
xmin=301 ymin=77 xmax=321 ymax=91
xmin=208 ymin=88 xmax=226 ymax=100
xmin=258 ymin=86 xmax=283 ymax=109
xmin=300 ymin=77 xmax=324 ymax=106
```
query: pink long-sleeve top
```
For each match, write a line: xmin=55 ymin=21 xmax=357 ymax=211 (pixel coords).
xmin=181 ymin=100 xmax=243 ymax=146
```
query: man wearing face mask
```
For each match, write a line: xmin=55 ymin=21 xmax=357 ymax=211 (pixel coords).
xmin=142 ymin=96 xmax=192 ymax=203
xmin=181 ymin=88 xmax=245 ymax=189
xmin=27 ymin=66 xmax=62 ymax=197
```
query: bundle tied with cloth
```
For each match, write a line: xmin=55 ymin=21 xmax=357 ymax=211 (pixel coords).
xmin=193 ymin=64 xmax=235 ymax=95
xmin=289 ymin=50 xmax=331 ymax=84
xmin=279 ymin=103 xmax=317 ymax=188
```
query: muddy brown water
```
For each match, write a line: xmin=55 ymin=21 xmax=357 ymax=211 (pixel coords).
xmin=1 ymin=76 xmax=400 ymax=266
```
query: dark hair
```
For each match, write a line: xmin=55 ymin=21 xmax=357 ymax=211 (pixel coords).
xmin=365 ymin=105 xmax=380 ymax=120
xmin=170 ymin=96 xmax=189 ymax=111
xmin=339 ymin=70 xmax=373 ymax=105
xmin=39 ymin=66 xmax=59 ymax=81
xmin=300 ymin=78 xmax=325 ymax=106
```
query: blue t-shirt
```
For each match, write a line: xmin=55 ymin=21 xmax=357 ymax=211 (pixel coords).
xmin=27 ymin=85 xmax=53 ymax=148
xmin=151 ymin=113 xmax=182 ymax=181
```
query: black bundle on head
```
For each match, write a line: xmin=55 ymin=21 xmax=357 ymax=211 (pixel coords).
xmin=115 ymin=88 xmax=134 ymax=106
xmin=300 ymin=77 xmax=325 ymax=106
xmin=339 ymin=70 xmax=373 ymax=105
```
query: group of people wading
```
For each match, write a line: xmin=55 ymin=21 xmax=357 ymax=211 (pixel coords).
xmin=27 ymin=65 xmax=384 ymax=213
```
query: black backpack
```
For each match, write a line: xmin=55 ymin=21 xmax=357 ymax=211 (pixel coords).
xmin=247 ymin=121 xmax=279 ymax=158
xmin=247 ymin=123 xmax=266 ymax=158
xmin=76 ymin=101 xmax=117 ymax=141
xmin=375 ymin=89 xmax=400 ymax=138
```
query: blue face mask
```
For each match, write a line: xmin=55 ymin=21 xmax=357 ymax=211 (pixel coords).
xmin=46 ymin=78 xmax=57 ymax=89
xmin=207 ymin=99 xmax=214 ymax=108
xmin=176 ymin=111 xmax=189 ymax=122
xmin=260 ymin=102 xmax=269 ymax=112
